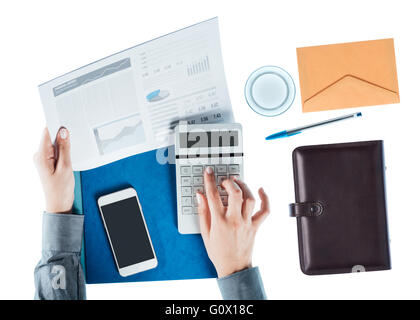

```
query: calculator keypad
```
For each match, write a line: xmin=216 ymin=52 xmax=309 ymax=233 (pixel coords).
xmin=179 ymin=163 xmax=241 ymax=215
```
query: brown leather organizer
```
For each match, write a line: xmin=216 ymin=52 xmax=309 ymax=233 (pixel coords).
xmin=290 ymin=140 xmax=391 ymax=275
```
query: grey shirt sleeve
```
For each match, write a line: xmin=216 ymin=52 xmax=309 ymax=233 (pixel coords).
xmin=217 ymin=267 xmax=267 ymax=300
xmin=34 ymin=212 xmax=86 ymax=300
xmin=34 ymin=213 xmax=265 ymax=300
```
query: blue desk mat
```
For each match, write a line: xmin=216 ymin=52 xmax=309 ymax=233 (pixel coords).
xmin=76 ymin=148 xmax=216 ymax=284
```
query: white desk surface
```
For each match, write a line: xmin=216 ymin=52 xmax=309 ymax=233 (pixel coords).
xmin=1 ymin=0 xmax=419 ymax=299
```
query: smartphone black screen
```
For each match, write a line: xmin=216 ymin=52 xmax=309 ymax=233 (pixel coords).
xmin=100 ymin=196 xmax=154 ymax=268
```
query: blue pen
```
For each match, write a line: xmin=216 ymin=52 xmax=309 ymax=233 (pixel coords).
xmin=265 ymin=112 xmax=362 ymax=140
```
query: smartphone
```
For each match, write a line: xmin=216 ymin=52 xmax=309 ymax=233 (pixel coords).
xmin=97 ymin=187 xmax=157 ymax=277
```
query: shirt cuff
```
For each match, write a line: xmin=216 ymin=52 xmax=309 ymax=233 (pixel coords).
xmin=42 ymin=212 xmax=84 ymax=253
xmin=217 ymin=266 xmax=267 ymax=300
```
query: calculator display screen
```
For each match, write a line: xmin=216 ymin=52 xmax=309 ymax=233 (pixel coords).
xmin=180 ymin=131 xmax=239 ymax=148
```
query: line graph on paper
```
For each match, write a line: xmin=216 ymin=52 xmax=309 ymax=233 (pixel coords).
xmin=80 ymin=58 xmax=131 ymax=86
xmin=94 ymin=113 xmax=146 ymax=155
xmin=53 ymin=58 xmax=132 ymax=97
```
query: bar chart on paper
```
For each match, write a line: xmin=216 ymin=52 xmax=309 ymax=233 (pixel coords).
xmin=187 ymin=56 xmax=210 ymax=76
xmin=136 ymin=32 xmax=231 ymax=141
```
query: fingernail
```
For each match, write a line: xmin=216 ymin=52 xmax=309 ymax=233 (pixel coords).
xmin=59 ymin=128 xmax=68 ymax=140
xmin=196 ymin=192 xmax=201 ymax=204
xmin=206 ymin=166 xmax=213 ymax=174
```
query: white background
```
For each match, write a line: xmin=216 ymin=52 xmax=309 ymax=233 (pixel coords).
xmin=0 ymin=0 xmax=419 ymax=300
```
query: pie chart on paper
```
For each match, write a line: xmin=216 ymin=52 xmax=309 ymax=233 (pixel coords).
xmin=146 ymin=89 xmax=170 ymax=102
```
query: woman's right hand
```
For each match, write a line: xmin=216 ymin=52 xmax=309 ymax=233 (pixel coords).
xmin=197 ymin=167 xmax=270 ymax=278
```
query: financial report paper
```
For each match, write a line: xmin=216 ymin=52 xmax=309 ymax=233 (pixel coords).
xmin=39 ymin=18 xmax=233 ymax=171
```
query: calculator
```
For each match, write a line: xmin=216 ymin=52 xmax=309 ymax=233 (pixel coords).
xmin=175 ymin=123 xmax=243 ymax=234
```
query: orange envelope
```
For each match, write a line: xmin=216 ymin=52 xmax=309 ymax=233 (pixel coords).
xmin=296 ymin=38 xmax=400 ymax=112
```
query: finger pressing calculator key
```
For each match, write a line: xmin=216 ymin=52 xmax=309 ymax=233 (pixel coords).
xmin=217 ymin=175 xmax=227 ymax=185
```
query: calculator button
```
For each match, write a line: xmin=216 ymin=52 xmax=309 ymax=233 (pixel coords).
xmin=193 ymin=176 xmax=204 ymax=185
xmin=181 ymin=186 xmax=192 ymax=196
xmin=192 ymin=166 xmax=203 ymax=174
xmin=181 ymin=176 xmax=192 ymax=186
xmin=228 ymin=165 xmax=240 ymax=174
xmin=193 ymin=207 xmax=199 ymax=214
xmin=221 ymin=196 xmax=228 ymax=206
xmin=182 ymin=197 xmax=192 ymax=206
xmin=193 ymin=186 xmax=204 ymax=194
xmin=182 ymin=207 xmax=193 ymax=215
xmin=193 ymin=195 xmax=199 ymax=206
xmin=180 ymin=166 xmax=191 ymax=175
xmin=217 ymin=175 xmax=227 ymax=184
xmin=205 ymin=165 xmax=215 ymax=173
xmin=216 ymin=165 xmax=227 ymax=174
xmin=217 ymin=186 xmax=227 ymax=196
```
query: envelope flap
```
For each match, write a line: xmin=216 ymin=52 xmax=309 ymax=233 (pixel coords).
xmin=303 ymin=75 xmax=400 ymax=112
xmin=297 ymin=39 xmax=400 ymax=111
